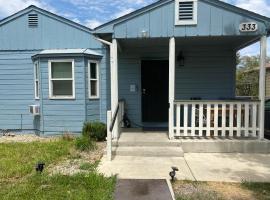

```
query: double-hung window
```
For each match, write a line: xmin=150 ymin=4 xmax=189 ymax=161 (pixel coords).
xmin=49 ymin=60 xmax=75 ymax=99
xmin=88 ymin=61 xmax=99 ymax=99
xmin=34 ymin=62 xmax=39 ymax=99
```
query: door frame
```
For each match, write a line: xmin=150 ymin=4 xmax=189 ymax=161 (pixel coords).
xmin=140 ymin=59 xmax=169 ymax=123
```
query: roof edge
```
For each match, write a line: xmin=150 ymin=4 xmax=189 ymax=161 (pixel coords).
xmin=0 ymin=5 xmax=93 ymax=34
xmin=94 ymin=0 xmax=270 ymax=32
xmin=94 ymin=0 xmax=171 ymax=31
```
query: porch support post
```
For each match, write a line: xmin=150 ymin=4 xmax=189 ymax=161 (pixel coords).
xmin=111 ymin=39 xmax=119 ymax=139
xmin=169 ymin=37 xmax=175 ymax=139
xmin=259 ymin=35 xmax=267 ymax=140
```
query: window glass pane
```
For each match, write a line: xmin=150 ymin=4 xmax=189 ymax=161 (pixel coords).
xmin=90 ymin=63 xmax=97 ymax=79
xmin=90 ymin=80 xmax=97 ymax=96
xmin=52 ymin=80 xmax=73 ymax=96
xmin=51 ymin=62 xmax=72 ymax=79
xmin=35 ymin=64 xmax=39 ymax=79
xmin=35 ymin=81 xmax=39 ymax=97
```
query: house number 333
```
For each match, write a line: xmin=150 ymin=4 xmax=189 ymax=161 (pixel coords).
xmin=239 ymin=22 xmax=258 ymax=32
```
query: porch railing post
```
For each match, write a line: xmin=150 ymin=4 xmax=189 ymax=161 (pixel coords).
xmin=259 ymin=35 xmax=267 ymax=140
xmin=107 ymin=110 xmax=112 ymax=161
xmin=169 ymin=37 xmax=176 ymax=139
xmin=111 ymin=39 xmax=119 ymax=139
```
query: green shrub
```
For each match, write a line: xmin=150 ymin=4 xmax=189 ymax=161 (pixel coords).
xmin=75 ymin=136 xmax=96 ymax=151
xmin=82 ymin=122 xmax=107 ymax=141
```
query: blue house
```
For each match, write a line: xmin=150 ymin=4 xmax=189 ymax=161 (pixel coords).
xmin=0 ymin=0 xmax=269 ymax=140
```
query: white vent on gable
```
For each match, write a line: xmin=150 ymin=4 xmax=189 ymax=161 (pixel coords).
xmin=175 ymin=0 xmax=197 ymax=25
xmin=28 ymin=14 xmax=38 ymax=27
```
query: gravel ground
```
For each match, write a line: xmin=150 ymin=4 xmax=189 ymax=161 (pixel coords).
xmin=0 ymin=134 xmax=57 ymax=143
xmin=173 ymin=181 xmax=256 ymax=200
xmin=49 ymin=142 xmax=106 ymax=176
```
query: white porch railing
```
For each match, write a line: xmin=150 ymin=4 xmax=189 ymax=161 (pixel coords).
xmin=173 ymin=100 xmax=260 ymax=138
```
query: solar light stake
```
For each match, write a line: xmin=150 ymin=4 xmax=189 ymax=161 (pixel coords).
xmin=169 ymin=166 xmax=179 ymax=181
xmin=36 ymin=162 xmax=45 ymax=173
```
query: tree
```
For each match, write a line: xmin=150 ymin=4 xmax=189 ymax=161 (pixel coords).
xmin=236 ymin=55 xmax=259 ymax=97
xmin=236 ymin=55 xmax=270 ymax=97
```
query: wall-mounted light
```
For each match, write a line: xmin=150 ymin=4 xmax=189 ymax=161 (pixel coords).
xmin=141 ymin=30 xmax=149 ymax=38
xmin=177 ymin=51 xmax=185 ymax=67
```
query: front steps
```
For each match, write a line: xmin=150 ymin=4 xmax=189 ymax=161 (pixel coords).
xmin=112 ymin=146 xmax=184 ymax=157
xmin=111 ymin=131 xmax=184 ymax=157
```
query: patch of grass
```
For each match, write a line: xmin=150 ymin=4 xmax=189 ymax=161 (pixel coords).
xmin=61 ymin=132 xmax=75 ymax=141
xmin=75 ymin=136 xmax=96 ymax=151
xmin=0 ymin=139 xmax=116 ymax=200
xmin=0 ymin=140 xmax=74 ymax=180
xmin=241 ymin=181 xmax=270 ymax=200
xmin=79 ymin=161 xmax=99 ymax=171
xmin=0 ymin=173 xmax=116 ymax=200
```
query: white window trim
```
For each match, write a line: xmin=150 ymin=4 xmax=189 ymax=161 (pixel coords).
xmin=48 ymin=59 xmax=75 ymax=99
xmin=34 ymin=61 xmax=39 ymax=100
xmin=175 ymin=0 xmax=198 ymax=26
xmin=88 ymin=60 xmax=100 ymax=99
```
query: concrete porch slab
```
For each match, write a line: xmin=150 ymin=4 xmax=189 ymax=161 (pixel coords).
xmin=98 ymin=153 xmax=270 ymax=182
xmin=185 ymin=153 xmax=270 ymax=182
xmin=181 ymin=138 xmax=270 ymax=153
xmin=98 ymin=155 xmax=194 ymax=180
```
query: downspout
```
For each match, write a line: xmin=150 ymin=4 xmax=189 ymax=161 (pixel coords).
xmin=95 ymin=37 xmax=114 ymax=161
xmin=94 ymin=37 xmax=118 ymax=139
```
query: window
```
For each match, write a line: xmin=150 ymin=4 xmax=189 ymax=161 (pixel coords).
xmin=49 ymin=60 xmax=75 ymax=99
xmin=175 ymin=0 xmax=197 ymax=25
xmin=88 ymin=61 xmax=99 ymax=99
xmin=34 ymin=62 xmax=39 ymax=99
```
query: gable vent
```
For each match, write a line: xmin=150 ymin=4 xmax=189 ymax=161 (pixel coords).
xmin=178 ymin=1 xmax=194 ymax=20
xmin=28 ymin=14 xmax=38 ymax=27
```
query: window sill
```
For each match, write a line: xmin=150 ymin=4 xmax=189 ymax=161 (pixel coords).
xmin=49 ymin=96 xmax=76 ymax=100
xmin=89 ymin=97 xmax=100 ymax=100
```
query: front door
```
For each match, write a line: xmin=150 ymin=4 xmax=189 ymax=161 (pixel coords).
xmin=141 ymin=60 xmax=169 ymax=122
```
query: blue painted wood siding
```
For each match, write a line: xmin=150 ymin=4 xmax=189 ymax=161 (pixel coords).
xmin=0 ymin=9 xmax=107 ymax=135
xmin=118 ymin=46 xmax=236 ymax=125
xmin=0 ymin=51 xmax=38 ymax=130
xmin=39 ymin=57 xmax=86 ymax=134
xmin=0 ymin=10 xmax=101 ymax=50
xmin=113 ymin=1 xmax=267 ymax=38
xmin=85 ymin=49 xmax=109 ymax=124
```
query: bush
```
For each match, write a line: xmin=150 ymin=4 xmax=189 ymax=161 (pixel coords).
xmin=82 ymin=122 xmax=106 ymax=141
xmin=75 ymin=136 xmax=96 ymax=151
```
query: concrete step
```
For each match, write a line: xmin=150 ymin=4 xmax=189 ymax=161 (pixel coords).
xmin=112 ymin=141 xmax=181 ymax=147
xmin=111 ymin=146 xmax=184 ymax=157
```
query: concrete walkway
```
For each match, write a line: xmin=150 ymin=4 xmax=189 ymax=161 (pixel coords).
xmin=98 ymin=153 xmax=270 ymax=182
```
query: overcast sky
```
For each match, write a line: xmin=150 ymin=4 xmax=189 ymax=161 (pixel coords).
xmin=0 ymin=0 xmax=270 ymax=56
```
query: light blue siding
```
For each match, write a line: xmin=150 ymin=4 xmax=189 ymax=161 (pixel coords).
xmin=111 ymin=1 xmax=267 ymax=38
xmin=39 ymin=57 xmax=86 ymax=135
xmin=0 ymin=8 xmax=106 ymax=135
xmin=0 ymin=10 xmax=101 ymax=50
xmin=0 ymin=51 xmax=38 ymax=131
xmin=85 ymin=48 xmax=109 ymax=123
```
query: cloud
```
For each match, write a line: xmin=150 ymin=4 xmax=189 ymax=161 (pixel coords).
xmin=0 ymin=0 xmax=54 ymax=18
xmin=222 ymin=0 xmax=270 ymax=17
xmin=61 ymin=0 xmax=156 ymax=22
xmin=85 ymin=19 xmax=102 ymax=29
xmin=113 ymin=8 xmax=135 ymax=19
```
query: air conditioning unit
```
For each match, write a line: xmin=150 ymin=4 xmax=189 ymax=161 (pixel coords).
xmin=29 ymin=105 xmax=40 ymax=116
